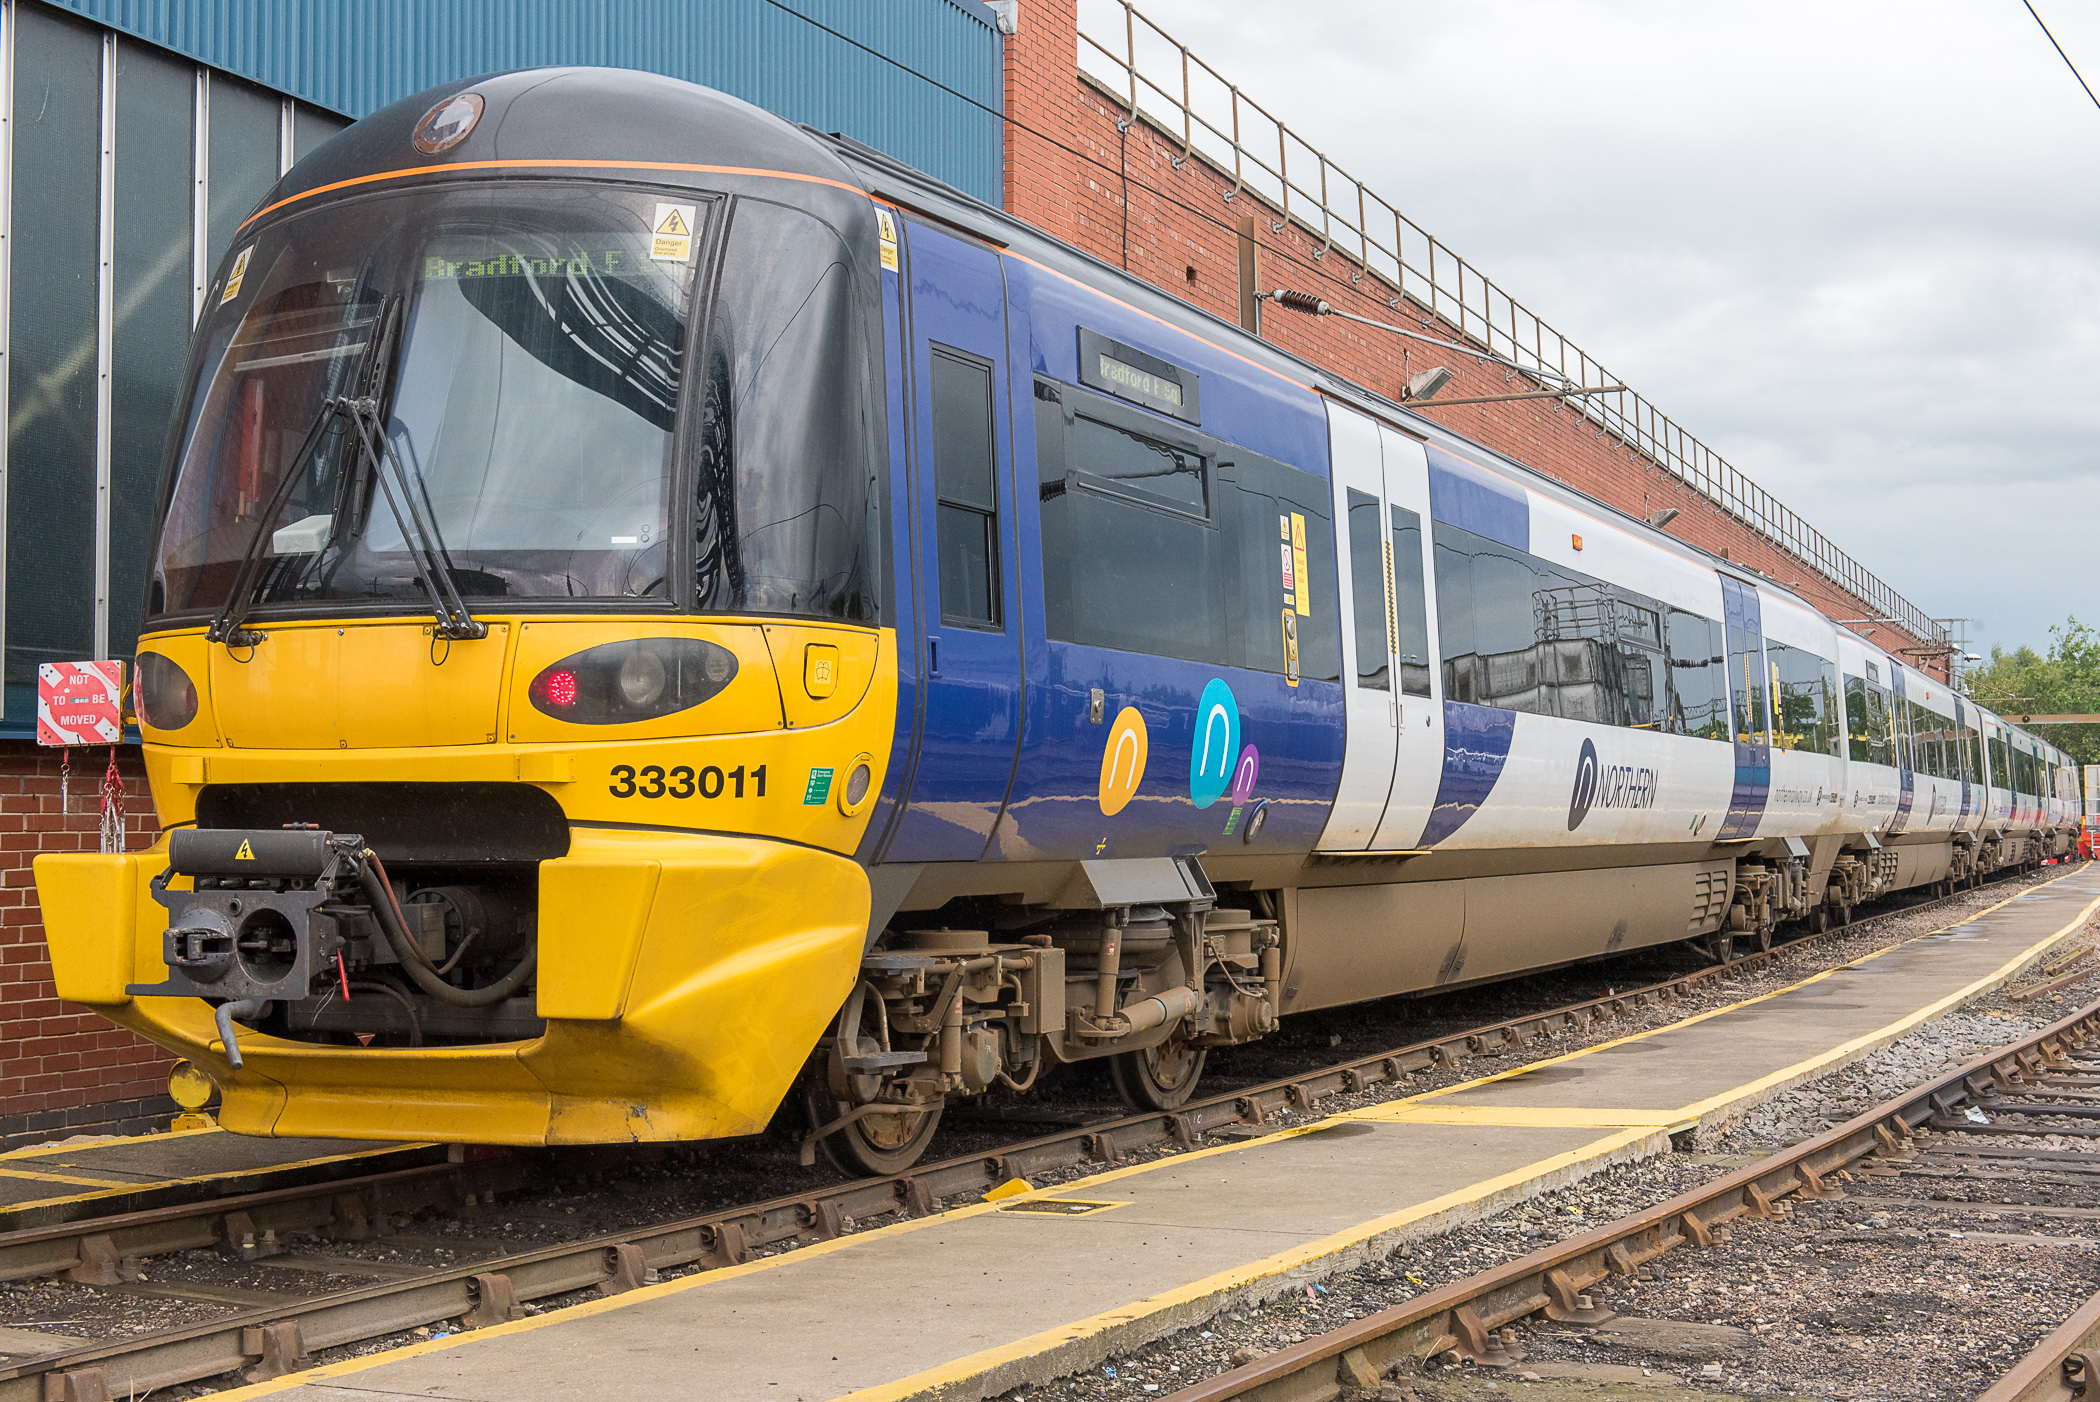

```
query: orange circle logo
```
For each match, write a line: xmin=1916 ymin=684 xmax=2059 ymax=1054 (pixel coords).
xmin=1097 ymin=707 xmax=1149 ymax=816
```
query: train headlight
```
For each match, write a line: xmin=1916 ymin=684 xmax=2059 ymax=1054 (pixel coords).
xmin=135 ymin=652 xmax=199 ymax=731
xmin=527 ymin=638 xmax=738 ymax=724
xmin=618 ymin=648 xmax=668 ymax=707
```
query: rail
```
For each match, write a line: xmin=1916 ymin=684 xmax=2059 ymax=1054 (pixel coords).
xmin=1074 ymin=0 xmax=1948 ymax=651
xmin=1173 ymin=991 xmax=2100 ymax=1400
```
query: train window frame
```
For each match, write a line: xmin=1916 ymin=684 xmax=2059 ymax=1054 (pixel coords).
xmin=1345 ymin=488 xmax=1391 ymax=693
xmin=1033 ymin=374 xmax=1339 ymax=680
xmin=1431 ymin=518 xmax=1708 ymax=736
xmin=1076 ymin=327 xmax=1200 ymax=424
xmin=927 ymin=343 xmax=1002 ymax=631
xmin=1390 ymin=503 xmax=1433 ymax=699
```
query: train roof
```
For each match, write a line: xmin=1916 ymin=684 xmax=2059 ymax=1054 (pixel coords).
xmin=810 ymin=134 xmax=1842 ymax=621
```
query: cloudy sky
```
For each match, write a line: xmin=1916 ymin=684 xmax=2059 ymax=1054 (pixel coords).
xmin=1090 ymin=0 xmax=2100 ymax=661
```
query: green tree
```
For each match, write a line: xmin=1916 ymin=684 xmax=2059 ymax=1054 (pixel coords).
xmin=1965 ymin=616 xmax=2100 ymax=765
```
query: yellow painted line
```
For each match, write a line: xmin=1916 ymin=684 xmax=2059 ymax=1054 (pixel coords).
xmin=0 ymin=1167 xmax=134 ymax=1188
xmin=0 ymin=1130 xmax=437 ymax=1216
xmin=205 ymin=868 xmax=2100 ymax=1402
xmin=0 ymin=1125 xmax=221 ymax=1160
xmin=1346 ymin=1105 xmax=1683 ymax=1128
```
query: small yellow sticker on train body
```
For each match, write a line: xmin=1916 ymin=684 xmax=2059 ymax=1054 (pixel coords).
xmin=1290 ymin=513 xmax=1311 ymax=617
xmin=876 ymin=209 xmax=900 ymax=272
xmin=1098 ymin=706 xmax=1149 ymax=817
xmin=651 ymin=203 xmax=697 ymax=262
xmin=219 ymin=244 xmax=253 ymax=305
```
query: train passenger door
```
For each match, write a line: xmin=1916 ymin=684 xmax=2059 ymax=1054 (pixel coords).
xmin=1887 ymin=665 xmax=1916 ymax=834
xmin=1315 ymin=403 xmax=1398 ymax=850
xmin=1716 ymin=577 xmax=1771 ymax=841
xmin=884 ymin=222 xmax=1024 ymax=863
xmin=1368 ymin=425 xmax=1440 ymax=850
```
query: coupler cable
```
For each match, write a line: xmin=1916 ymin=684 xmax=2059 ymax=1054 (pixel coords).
xmin=355 ymin=849 xmax=536 ymax=1009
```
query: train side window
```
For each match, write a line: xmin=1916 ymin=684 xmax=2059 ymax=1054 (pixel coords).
xmin=1069 ymin=415 xmax=1207 ymax=518
xmin=1390 ymin=504 xmax=1432 ymax=698
xmin=1726 ymin=622 xmax=1768 ymax=747
xmin=1862 ymin=684 xmax=1893 ymax=767
xmin=1432 ymin=519 xmax=1684 ymax=733
xmin=1345 ymin=490 xmax=1390 ymax=692
xmin=1665 ymin=608 xmax=1728 ymax=741
xmin=1767 ymin=640 xmax=1837 ymax=755
xmin=930 ymin=347 xmax=1001 ymax=628
xmin=1989 ymin=731 xmax=2010 ymax=790
xmin=1844 ymin=675 xmax=1869 ymax=762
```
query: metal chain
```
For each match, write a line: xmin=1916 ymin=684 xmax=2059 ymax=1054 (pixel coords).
xmin=98 ymin=746 xmax=124 ymax=854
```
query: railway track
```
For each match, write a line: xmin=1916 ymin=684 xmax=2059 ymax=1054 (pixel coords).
xmin=0 ymin=865 xmax=2075 ymax=1402
xmin=1152 ymin=990 xmax=2100 ymax=1402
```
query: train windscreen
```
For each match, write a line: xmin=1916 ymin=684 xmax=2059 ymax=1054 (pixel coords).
xmin=153 ymin=184 xmax=696 ymax=616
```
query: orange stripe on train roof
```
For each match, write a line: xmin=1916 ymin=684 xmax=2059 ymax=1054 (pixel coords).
xmin=237 ymin=158 xmax=869 ymax=232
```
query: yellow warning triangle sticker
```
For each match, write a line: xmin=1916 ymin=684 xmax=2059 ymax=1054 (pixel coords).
xmin=235 ymin=839 xmax=255 ymax=861
xmin=656 ymin=207 xmax=690 ymax=237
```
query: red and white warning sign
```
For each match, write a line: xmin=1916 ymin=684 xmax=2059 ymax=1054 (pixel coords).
xmin=38 ymin=661 xmax=124 ymax=746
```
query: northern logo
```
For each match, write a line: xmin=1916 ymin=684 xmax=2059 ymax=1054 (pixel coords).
xmin=1568 ymin=738 xmax=1600 ymax=831
xmin=1568 ymin=739 xmax=1659 ymax=831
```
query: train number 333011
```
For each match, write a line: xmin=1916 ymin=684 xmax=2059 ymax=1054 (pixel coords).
xmin=608 ymin=763 xmax=767 ymax=800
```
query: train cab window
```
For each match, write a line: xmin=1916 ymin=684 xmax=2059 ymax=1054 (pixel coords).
xmin=1346 ymin=490 xmax=1390 ymax=691
xmin=1390 ymin=505 xmax=1432 ymax=698
xmin=929 ymin=348 xmax=1000 ymax=628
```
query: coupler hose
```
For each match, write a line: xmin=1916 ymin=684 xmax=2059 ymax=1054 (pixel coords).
xmin=215 ymin=998 xmax=271 ymax=1070
xmin=354 ymin=854 xmax=537 ymax=1008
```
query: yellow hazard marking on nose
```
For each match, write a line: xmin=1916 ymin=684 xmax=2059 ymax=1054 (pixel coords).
xmin=235 ymin=839 xmax=255 ymax=861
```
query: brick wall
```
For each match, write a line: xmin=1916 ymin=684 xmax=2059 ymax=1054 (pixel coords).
xmin=0 ymin=741 xmax=170 ymax=1148
xmin=1003 ymin=0 xmax=1943 ymax=673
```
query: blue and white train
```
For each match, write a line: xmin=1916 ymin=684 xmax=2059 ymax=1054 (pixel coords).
xmin=45 ymin=70 xmax=2079 ymax=1172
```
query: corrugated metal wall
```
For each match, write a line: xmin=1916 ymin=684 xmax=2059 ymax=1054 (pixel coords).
xmin=49 ymin=0 xmax=1005 ymax=203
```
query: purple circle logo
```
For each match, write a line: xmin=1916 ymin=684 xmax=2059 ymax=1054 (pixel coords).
xmin=1229 ymin=744 xmax=1260 ymax=807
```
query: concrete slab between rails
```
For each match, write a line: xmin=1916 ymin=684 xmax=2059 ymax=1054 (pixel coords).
xmin=0 ymin=1126 xmax=431 ymax=1228
xmin=216 ymin=866 xmax=2100 ymax=1402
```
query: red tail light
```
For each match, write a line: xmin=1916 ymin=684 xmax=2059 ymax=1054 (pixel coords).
xmin=544 ymin=670 xmax=578 ymax=707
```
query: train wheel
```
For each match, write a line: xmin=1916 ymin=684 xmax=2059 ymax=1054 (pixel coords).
xmin=1752 ymin=923 xmax=1774 ymax=954
xmin=1808 ymin=907 xmax=1829 ymax=935
xmin=803 ymin=1085 xmax=944 ymax=1177
xmin=1701 ymin=932 xmax=1735 ymax=965
xmin=1108 ymin=1030 xmax=1208 ymax=1112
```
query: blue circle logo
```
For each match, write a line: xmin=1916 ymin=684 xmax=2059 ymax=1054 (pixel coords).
xmin=1189 ymin=678 xmax=1241 ymax=810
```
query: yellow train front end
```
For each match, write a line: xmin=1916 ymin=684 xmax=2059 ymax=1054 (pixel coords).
xmin=32 ymin=68 xmax=901 ymax=1145
xmin=40 ymin=617 xmax=893 ymax=1145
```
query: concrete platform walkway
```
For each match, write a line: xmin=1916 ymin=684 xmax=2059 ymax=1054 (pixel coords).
xmin=227 ymin=867 xmax=2100 ymax=1402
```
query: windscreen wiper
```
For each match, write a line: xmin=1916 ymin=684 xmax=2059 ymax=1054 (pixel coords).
xmin=339 ymin=398 xmax=487 ymax=641
xmin=205 ymin=399 xmax=354 ymax=648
